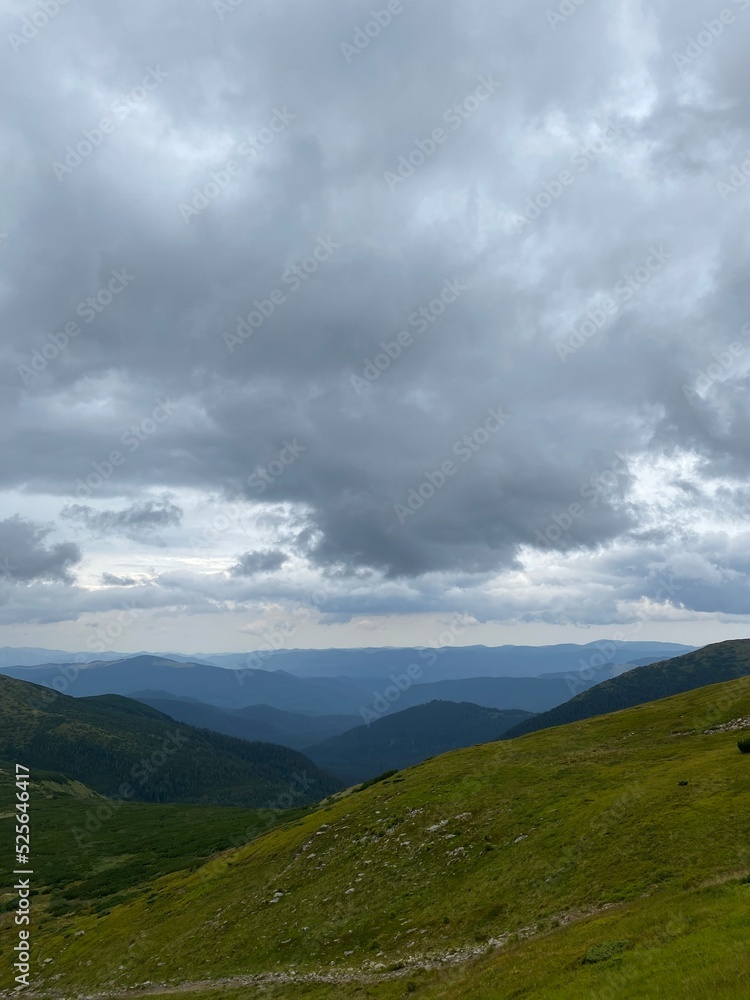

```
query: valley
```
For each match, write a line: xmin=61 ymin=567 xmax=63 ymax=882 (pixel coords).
xmin=1 ymin=643 xmax=749 ymax=998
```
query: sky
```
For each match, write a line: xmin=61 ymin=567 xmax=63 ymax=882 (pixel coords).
xmin=2 ymin=0 xmax=750 ymax=655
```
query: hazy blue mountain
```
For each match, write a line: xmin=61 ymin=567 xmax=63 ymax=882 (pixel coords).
xmin=132 ymin=692 xmax=359 ymax=748
xmin=0 ymin=655 xmax=371 ymax=713
xmin=0 ymin=641 xmax=693 ymax=680
xmin=198 ymin=641 xmax=694 ymax=679
xmin=305 ymin=700 xmax=534 ymax=785
xmin=0 ymin=655 xmax=613 ymax=719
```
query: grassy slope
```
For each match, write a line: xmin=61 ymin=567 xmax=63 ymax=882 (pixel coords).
xmin=505 ymin=638 xmax=750 ymax=739
xmin=0 ymin=674 xmax=338 ymax=807
xmin=121 ymin=882 xmax=750 ymax=1000
xmin=7 ymin=673 xmax=750 ymax=997
xmin=0 ymin=763 xmax=308 ymax=927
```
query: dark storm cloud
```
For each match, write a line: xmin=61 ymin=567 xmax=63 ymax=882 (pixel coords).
xmin=1 ymin=0 xmax=749 ymax=624
xmin=231 ymin=549 xmax=289 ymax=576
xmin=0 ymin=517 xmax=81 ymax=584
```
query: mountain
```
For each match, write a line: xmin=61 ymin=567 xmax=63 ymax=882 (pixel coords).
xmin=503 ymin=638 xmax=750 ymax=740
xmin=132 ymin=692 xmax=359 ymax=749
xmin=0 ymin=655 xmax=371 ymax=713
xmin=0 ymin=656 xmax=604 ymax=718
xmin=305 ymin=700 xmax=533 ymax=784
xmin=0 ymin=645 xmax=121 ymax=667
xmin=14 ymin=674 xmax=750 ymax=998
xmin=0 ymin=646 xmax=212 ymax=667
xmin=0 ymin=673 xmax=338 ymax=807
xmin=198 ymin=640 xmax=694 ymax=678
xmin=0 ymin=640 xmax=694 ymax=679
xmin=393 ymin=675 xmax=598 ymax=714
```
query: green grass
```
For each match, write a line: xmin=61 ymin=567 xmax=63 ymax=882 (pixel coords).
xmin=3 ymin=675 xmax=750 ymax=997
xmin=121 ymin=880 xmax=750 ymax=999
xmin=0 ymin=764 xmax=308 ymax=926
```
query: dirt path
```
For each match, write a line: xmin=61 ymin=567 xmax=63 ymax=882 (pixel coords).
xmin=7 ymin=902 xmax=623 ymax=1000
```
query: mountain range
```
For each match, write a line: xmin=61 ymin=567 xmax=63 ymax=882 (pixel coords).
xmin=0 ymin=673 xmax=337 ymax=807
xmin=503 ymin=639 xmax=750 ymax=740
xmin=5 ymin=644 xmax=749 ymax=999
xmin=304 ymin=700 xmax=532 ymax=784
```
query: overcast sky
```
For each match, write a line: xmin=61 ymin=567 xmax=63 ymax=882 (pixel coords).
xmin=2 ymin=0 xmax=750 ymax=654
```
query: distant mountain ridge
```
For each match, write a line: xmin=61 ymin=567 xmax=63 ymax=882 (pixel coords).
xmin=0 ymin=673 xmax=339 ymax=807
xmin=0 ymin=655 xmax=608 ymax=718
xmin=305 ymin=700 xmax=533 ymax=784
xmin=131 ymin=692 xmax=359 ymax=749
xmin=0 ymin=640 xmax=694 ymax=678
xmin=503 ymin=638 xmax=750 ymax=740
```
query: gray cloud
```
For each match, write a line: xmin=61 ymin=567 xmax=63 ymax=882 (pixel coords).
xmin=101 ymin=573 xmax=138 ymax=586
xmin=231 ymin=549 xmax=289 ymax=576
xmin=61 ymin=500 xmax=183 ymax=541
xmin=0 ymin=517 xmax=81 ymax=584
xmin=1 ymin=0 xmax=749 ymax=638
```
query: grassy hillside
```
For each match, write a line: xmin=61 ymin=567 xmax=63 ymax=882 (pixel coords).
xmin=0 ymin=763 xmax=306 ymax=926
xmin=0 ymin=674 xmax=339 ymax=807
xmin=504 ymin=638 xmax=750 ymax=740
xmin=306 ymin=700 xmax=532 ymax=784
xmin=5 ymin=671 xmax=750 ymax=998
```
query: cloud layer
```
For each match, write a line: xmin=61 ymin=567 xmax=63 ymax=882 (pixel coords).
xmin=1 ymin=0 xmax=750 ymax=647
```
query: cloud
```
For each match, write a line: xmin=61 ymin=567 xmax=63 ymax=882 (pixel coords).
xmin=230 ymin=549 xmax=289 ymax=576
xmin=61 ymin=500 xmax=183 ymax=542
xmin=101 ymin=573 xmax=138 ymax=586
xmin=0 ymin=0 xmax=749 ymax=641
xmin=0 ymin=517 xmax=81 ymax=584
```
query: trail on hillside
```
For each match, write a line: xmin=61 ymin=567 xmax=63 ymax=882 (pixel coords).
xmin=13 ymin=867 xmax=749 ymax=1000
xmin=10 ymin=902 xmax=617 ymax=1000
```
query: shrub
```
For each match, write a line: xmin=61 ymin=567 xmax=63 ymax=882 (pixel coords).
xmin=582 ymin=940 xmax=630 ymax=964
xmin=354 ymin=769 xmax=399 ymax=792
xmin=738 ymin=738 xmax=750 ymax=754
